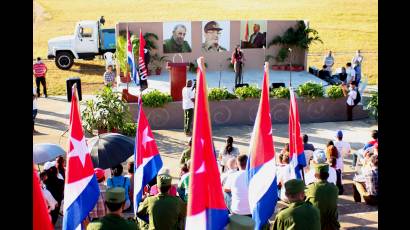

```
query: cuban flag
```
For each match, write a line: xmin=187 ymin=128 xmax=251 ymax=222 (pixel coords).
xmin=186 ymin=57 xmax=229 ymax=230
xmin=63 ymin=85 xmax=99 ymax=230
xmin=247 ymin=63 xmax=278 ymax=229
xmin=127 ymin=27 xmax=138 ymax=85
xmin=288 ymin=87 xmax=307 ymax=179
xmin=33 ymin=164 xmax=53 ymax=230
xmin=133 ymin=96 xmax=163 ymax=216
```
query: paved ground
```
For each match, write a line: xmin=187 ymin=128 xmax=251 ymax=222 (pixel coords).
xmin=34 ymin=95 xmax=378 ymax=229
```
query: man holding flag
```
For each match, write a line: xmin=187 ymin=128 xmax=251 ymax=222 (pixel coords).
xmin=288 ymin=87 xmax=307 ymax=180
xmin=185 ymin=57 xmax=229 ymax=230
xmin=246 ymin=62 xmax=278 ymax=229
xmin=63 ymin=85 xmax=100 ymax=230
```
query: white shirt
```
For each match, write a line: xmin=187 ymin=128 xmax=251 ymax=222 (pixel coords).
xmin=304 ymin=166 xmax=337 ymax=185
xmin=42 ymin=186 xmax=58 ymax=211
xmin=33 ymin=88 xmax=38 ymax=110
xmin=221 ymin=169 xmax=237 ymax=186
xmin=219 ymin=147 xmax=240 ymax=168
xmin=103 ymin=52 xmax=115 ymax=66
xmin=182 ymin=87 xmax=195 ymax=110
xmin=334 ymin=140 xmax=351 ymax=171
xmin=352 ymin=55 xmax=363 ymax=66
xmin=346 ymin=88 xmax=357 ymax=106
xmin=346 ymin=67 xmax=356 ymax=83
xmin=224 ymin=170 xmax=251 ymax=215
xmin=277 ymin=164 xmax=293 ymax=200
xmin=324 ymin=56 xmax=334 ymax=72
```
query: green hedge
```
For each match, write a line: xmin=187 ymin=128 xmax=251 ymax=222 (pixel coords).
xmin=234 ymin=85 xmax=262 ymax=100
xmin=208 ymin=88 xmax=237 ymax=101
xmin=296 ymin=82 xmax=324 ymax=99
xmin=270 ymin=86 xmax=290 ymax=99
xmin=326 ymin=85 xmax=344 ymax=99
xmin=142 ymin=90 xmax=173 ymax=107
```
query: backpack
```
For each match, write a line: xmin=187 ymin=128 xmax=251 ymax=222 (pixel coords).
xmin=353 ymin=89 xmax=361 ymax=106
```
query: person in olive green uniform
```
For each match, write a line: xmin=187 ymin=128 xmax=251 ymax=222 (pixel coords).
xmin=202 ymin=21 xmax=227 ymax=52
xmin=137 ymin=173 xmax=187 ymax=230
xmin=305 ymin=164 xmax=340 ymax=230
xmin=179 ymin=138 xmax=192 ymax=165
xmin=271 ymin=179 xmax=321 ymax=230
xmin=87 ymin=187 xmax=138 ymax=230
xmin=163 ymin=24 xmax=192 ymax=53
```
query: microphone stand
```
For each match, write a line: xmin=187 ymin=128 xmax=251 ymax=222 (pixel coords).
xmin=219 ymin=63 xmax=222 ymax=88
xmin=289 ymin=49 xmax=293 ymax=87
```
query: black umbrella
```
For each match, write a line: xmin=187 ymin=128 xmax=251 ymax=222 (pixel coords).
xmin=88 ymin=133 xmax=135 ymax=169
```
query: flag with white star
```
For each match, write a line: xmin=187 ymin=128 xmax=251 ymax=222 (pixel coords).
xmin=63 ymin=85 xmax=100 ymax=230
xmin=133 ymin=96 xmax=163 ymax=216
xmin=185 ymin=57 xmax=229 ymax=230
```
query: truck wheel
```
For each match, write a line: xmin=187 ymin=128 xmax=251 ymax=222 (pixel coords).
xmin=55 ymin=52 xmax=74 ymax=70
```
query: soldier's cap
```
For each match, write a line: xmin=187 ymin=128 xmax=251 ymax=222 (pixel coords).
xmin=204 ymin=21 xmax=223 ymax=33
xmin=313 ymin=149 xmax=327 ymax=164
xmin=285 ymin=179 xmax=306 ymax=195
xmin=105 ymin=187 xmax=125 ymax=204
xmin=157 ymin=173 xmax=172 ymax=188
xmin=313 ymin=163 xmax=329 ymax=174
xmin=227 ymin=214 xmax=255 ymax=230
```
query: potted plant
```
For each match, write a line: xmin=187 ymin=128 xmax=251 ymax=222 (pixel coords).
xmin=268 ymin=21 xmax=322 ymax=71
xmin=189 ymin=61 xmax=208 ymax=73
xmin=150 ymin=54 xmax=169 ymax=75
xmin=82 ymin=86 xmax=134 ymax=135
xmin=115 ymin=34 xmax=130 ymax=83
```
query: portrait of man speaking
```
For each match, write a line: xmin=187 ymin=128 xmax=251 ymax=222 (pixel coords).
xmin=163 ymin=23 xmax=192 ymax=53
xmin=249 ymin=24 xmax=266 ymax=48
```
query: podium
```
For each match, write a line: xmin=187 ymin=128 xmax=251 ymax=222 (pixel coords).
xmin=168 ymin=62 xmax=188 ymax=101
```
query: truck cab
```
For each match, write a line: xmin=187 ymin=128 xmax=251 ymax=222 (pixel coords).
xmin=48 ymin=20 xmax=116 ymax=70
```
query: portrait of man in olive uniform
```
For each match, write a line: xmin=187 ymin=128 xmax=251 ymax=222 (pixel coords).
xmin=163 ymin=23 xmax=192 ymax=53
xmin=202 ymin=20 xmax=230 ymax=52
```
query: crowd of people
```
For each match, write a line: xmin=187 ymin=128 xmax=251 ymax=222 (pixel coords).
xmin=320 ymin=50 xmax=364 ymax=86
xmin=37 ymin=128 xmax=378 ymax=229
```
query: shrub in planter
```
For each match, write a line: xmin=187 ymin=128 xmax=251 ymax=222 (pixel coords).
xmin=296 ymin=81 xmax=324 ymax=99
xmin=326 ymin=85 xmax=344 ymax=99
xmin=366 ymin=92 xmax=378 ymax=121
xmin=270 ymin=86 xmax=290 ymax=99
xmin=82 ymin=86 xmax=134 ymax=135
xmin=142 ymin=90 xmax=173 ymax=107
xmin=189 ymin=62 xmax=208 ymax=73
xmin=121 ymin=122 xmax=137 ymax=137
xmin=208 ymin=88 xmax=237 ymax=101
xmin=234 ymin=85 xmax=261 ymax=100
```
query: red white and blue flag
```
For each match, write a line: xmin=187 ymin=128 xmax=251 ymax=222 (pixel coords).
xmin=186 ymin=57 xmax=229 ymax=230
xmin=127 ymin=27 xmax=138 ymax=85
xmin=33 ymin=164 xmax=53 ymax=230
xmin=246 ymin=63 xmax=278 ymax=229
xmin=133 ymin=96 xmax=163 ymax=216
xmin=138 ymin=29 xmax=148 ymax=81
xmin=63 ymin=85 xmax=99 ymax=230
xmin=243 ymin=20 xmax=249 ymax=42
xmin=289 ymin=88 xmax=306 ymax=179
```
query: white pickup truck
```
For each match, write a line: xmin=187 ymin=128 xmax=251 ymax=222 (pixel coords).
xmin=47 ymin=19 xmax=116 ymax=70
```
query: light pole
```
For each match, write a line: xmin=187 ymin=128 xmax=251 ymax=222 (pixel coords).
xmin=288 ymin=48 xmax=293 ymax=87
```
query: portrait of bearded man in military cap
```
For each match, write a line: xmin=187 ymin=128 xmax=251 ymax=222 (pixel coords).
xmin=202 ymin=20 xmax=230 ymax=52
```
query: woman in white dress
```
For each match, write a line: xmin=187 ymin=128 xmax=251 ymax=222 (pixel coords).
xmin=218 ymin=136 xmax=240 ymax=172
